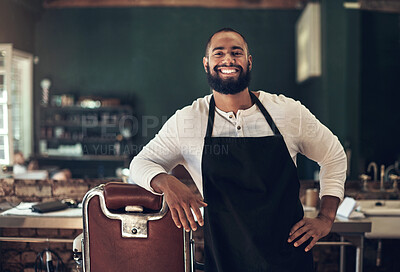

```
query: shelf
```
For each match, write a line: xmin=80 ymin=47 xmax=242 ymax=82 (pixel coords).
xmin=41 ymin=121 xmax=121 ymax=127
xmin=41 ymin=138 xmax=121 ymax=144
xmin=36 ymin=100 xmax=135 ymax=174
xmin=40 ymin=105 xmax=133 ymax=112
xmin=35 ymin=97 xmax=136 ymax=178
xmin=35 ymin=154 xmax=129 ymax=162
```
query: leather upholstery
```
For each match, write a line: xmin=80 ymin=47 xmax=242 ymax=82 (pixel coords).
xmin=88 ymin=184 xmax=184 ymax=272
xmin=104 ymin=182 xmax=162 ymax=211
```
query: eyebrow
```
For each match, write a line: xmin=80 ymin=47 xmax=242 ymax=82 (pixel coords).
xmin=211 ymin=46 xmax=245 ymax=52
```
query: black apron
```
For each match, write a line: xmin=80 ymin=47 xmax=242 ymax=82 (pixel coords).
xmin=201 ymin=92 xmax=314 ymax=272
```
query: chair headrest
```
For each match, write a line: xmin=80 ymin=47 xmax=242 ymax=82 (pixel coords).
xmin=104 ymin=182 xmax=162 ymax=211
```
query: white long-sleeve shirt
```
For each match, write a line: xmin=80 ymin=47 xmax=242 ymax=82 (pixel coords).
xmin=130 ymin=91 xmax=347 ymax=200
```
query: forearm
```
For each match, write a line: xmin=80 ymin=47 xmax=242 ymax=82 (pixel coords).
xmin=318 ymin=195 xmax=340 ymax=223
xmin=129 ymin=154 xmax=169 ymax=193
xmin=129 ymin=119 xmax=185 ymax=194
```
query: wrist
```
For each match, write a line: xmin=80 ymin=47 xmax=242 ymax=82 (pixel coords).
xmin=150 ymin=173 xmax=169 ymax=194
xmin=317 ymin=213 xmax=335 ymax=225
xmin=317 ymin=195 xmax=340 ymax=224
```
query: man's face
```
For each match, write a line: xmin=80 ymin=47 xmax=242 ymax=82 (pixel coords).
xmin=203 ymin=31 xmax=252 ymax=95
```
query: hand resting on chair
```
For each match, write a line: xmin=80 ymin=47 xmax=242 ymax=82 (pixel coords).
xmin=150 ymin=173 xmax=207 ymax=232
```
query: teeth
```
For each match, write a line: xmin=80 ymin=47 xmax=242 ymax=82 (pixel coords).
xmin=220 ymin=69 xmax=236 ymax=74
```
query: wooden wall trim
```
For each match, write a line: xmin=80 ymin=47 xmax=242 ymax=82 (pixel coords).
xmin=361 ymin=0 xmax=400 ymax=13
xmin=43 ymin=0 xmax=306 ymax=9
xmin=8 ymin=0 xmax=42 ymax=13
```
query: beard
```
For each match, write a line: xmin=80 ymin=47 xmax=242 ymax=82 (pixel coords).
xmin=206 ymin=63 xmax=251 ymax=95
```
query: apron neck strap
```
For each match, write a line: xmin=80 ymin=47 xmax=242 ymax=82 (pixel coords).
xmin=206 ymin=91 xmax=282 ymax=137
xmin=249 ymin=91 xmax=282 ymax=136
xmin=206 ymin=95 xmax=216 ymax=137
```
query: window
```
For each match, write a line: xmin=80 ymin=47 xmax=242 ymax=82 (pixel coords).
xmin=0 ymin=44 xmax=33 ymax=165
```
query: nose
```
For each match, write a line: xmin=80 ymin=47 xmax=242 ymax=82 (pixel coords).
xmin=221 ymin=54 xmax=235 ymax=66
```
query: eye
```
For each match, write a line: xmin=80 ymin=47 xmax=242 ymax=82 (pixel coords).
xmin=232 ymin=51 xmax=244 ymax=56
xmin=213 ymin=52 xmax=223 ymax=57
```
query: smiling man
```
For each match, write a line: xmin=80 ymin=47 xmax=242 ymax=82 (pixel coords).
xmin=205 ymin=31 xmax=251 ymax=96
xmin=130 ymin=28 xmax=347 ymax=272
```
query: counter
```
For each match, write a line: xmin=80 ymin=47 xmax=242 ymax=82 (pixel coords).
xmin=1 ymin=209 xmax=371 ymax=232
xmin=0 ymin=213 xmax=82 ymax=229
xmin=305 ymin=210 xmax=371 ymax=233
xmin=0 ymin=209 xmax=371 ymax=272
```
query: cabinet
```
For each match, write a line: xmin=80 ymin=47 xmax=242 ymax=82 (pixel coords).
xmin=36 ymin=104 xmax=137 ymax=177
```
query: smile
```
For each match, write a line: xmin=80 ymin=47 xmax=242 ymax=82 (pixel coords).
xmin=217 ymin=67 xmax=240 ymax=75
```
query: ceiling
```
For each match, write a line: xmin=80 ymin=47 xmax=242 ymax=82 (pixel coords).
xmin=42 ymin=0 xmax=308 ymax=9
xmin=14 ymin=0 xmax=399 ymax=13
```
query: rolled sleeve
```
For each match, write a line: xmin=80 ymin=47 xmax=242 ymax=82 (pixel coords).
xmin=296 ymin=104 xmax=347 ymax=201
xmin=129 ymin=113 xmax=184 ymax=195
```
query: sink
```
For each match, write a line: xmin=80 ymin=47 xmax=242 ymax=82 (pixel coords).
xmin=356 ymin=199 xmax=400 ymax=238
xmin=356 ymin=199 xmax=400 ymax=216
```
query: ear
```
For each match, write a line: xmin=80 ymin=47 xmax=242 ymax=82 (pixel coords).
xmin=203 ymin=56 xmax=209 ymax=73
xmin=248 ymin=55 xmax=253 ymax=71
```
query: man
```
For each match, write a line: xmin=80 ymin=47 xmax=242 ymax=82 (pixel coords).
xmin=130 ymin=28 xmax=346 ymax=271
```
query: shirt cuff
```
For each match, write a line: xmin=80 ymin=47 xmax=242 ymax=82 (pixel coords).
xmin=319 ymin=188 xmax=345 ymax=202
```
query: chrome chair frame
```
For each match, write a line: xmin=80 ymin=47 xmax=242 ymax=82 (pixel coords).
xmin=77 ymin=184 xmax=192 ymax=272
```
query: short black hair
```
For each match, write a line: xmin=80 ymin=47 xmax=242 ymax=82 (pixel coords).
xmin=205 ymin=28 xmax=249 ymax=57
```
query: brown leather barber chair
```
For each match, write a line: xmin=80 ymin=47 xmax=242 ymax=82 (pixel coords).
xmin=74 ymin=181 xmax=193 ymax=272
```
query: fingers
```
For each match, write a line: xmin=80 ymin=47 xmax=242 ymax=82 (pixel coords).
xmin=198 ymin=200 xmax=208 ymax=207
xmin=288 ymin=217 xmax=330 ymax=252
xmin=170 ymin=200 xmax=207 ymax=231
xmin=170 ymin=208 xmax=182 ymax=229
xmin=182 ymin=204 xmax=197 ymax=231
xmin=288 ymin=219 xmax=305 ymax=243
xmin=161 ymin=179 xmax=207 ymax=232
xmin=293 ymin=231 xmax=321 ymax=252
xmin=305 ymin=237 xmax=318 ymax=252
xmin=292 ymin=231 xmax=311 ymax=248
xmin=287 ymin=222 xmax=307 ymax=244
xmin=192 ymin=206 xmax=204 ymax=227
xmin=176 ymin=207 xmax=191 ymax=232
xmin=195 ymin=199 xmax=207 ymax=226
xmin=289 ymin=219 xmax=305 ymax=236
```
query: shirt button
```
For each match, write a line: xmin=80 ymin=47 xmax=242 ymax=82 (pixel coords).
xmin=237 ymin=125 xmax=241 ymax=130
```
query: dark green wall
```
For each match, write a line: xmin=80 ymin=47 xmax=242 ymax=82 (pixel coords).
xmin=296 ymin=3 xmax=400 ymax=179
xmin=295 ymin=0 xmax=358 ymax=179
xmin=34 ymin=7 xmax=300 ymax=143
xmin=32 ymin=5 xmax=400 ymax=179
xmin=360 ymin=12 xmax=400 ymax=167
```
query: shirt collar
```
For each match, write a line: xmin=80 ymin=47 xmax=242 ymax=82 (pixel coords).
xmin=212 ymin=91 xmax=263 ymax=117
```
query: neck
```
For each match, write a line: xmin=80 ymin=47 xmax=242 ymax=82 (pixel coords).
xmin=212 ymin=89 xmax=256 ymax=115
